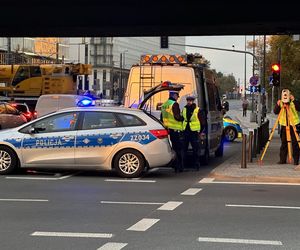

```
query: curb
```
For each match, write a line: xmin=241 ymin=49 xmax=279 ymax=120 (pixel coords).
xmin=209 ymin=172 xmax=300 ymax=184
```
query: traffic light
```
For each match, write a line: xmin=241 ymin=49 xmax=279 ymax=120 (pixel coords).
xmin=160 ymin=36 xmax=169 ymax=49
xmin=271 ymin=63 xmax=280 ymax=87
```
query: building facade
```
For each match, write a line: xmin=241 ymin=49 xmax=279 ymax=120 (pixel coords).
xmin=0 ymin=38 xmax=70 ymax=64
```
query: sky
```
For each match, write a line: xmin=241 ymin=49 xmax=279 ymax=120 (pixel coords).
xmin=186 ymin=36 xmax=255 ymax=88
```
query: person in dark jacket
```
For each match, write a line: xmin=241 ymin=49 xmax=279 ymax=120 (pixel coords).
xmin=182 ymin=95 xmax=205 ymax=170
xmin=161 ymin=91 xmax=184 ymax=172
xmin=274 ymin=89 xmax=300 ymax=165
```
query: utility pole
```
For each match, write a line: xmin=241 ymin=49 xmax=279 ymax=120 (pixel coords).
xmin=244 ymin=36 xmax=247 ymax=98
xmin=84 ymin=39 xmax=89 ymax=91
xmin=119 ymin=53 xmax=123 ymax=102
xmin=56 ymin=42 xmax=59 ymax=64
xmin=7 ymin=37 xmax=11 ymax=64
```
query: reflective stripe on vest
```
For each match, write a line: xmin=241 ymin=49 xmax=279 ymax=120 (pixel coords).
xmin=161 ymin=99 xmax=183 ymax=131
xmin=279 ymin=102 xmax=300 ymax=126
xmin=182 ymin=107 xmax=201 ymax=132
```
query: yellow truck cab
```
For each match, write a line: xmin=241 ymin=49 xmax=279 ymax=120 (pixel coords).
xmin=124 ymin=54 xmax=224 ymax=164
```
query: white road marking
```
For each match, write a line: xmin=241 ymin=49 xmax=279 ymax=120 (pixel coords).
xmin=101 ymin=201 xmax=164 ymax=205
xmin=157 ymin=201 xmax=182 ymax=211
xmin=199 ymin=178 xmax=214 ymax=183
xmin=197 ymin=237 xmax=282 ymax=246
xmin=31 ymin=231 xmax=113 ymax=238
xmin=199 ymin=178 xmax=300 ymax=186
xmin=181 ymin=188 xmax=202 ymax=195
xmin=0 ymin=199 xmax=48 ymax=202
xmin=105 ymin=179 xmax=156 ymax=183
xmin=226 ymin=204 xmax=300 ymax=210
xmin=97 ymin=242 xmax=128 ymax=250
xmin=6 ymin=173 xmax=75 ymax=181
xmin=127 ymin=218 xmax=160 ymax=231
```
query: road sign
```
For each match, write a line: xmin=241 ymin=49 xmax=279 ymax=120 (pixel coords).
xmin=269 ymin=76 xmax=273 ymax=85
xmin=249 ymin=75 xmax=259 ymax=86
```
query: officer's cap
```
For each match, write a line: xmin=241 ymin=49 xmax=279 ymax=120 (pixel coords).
xmin=169 ymin=90 xmax=179 ymax=96
xmin=186 ymin=95 xmax=196 ymax=101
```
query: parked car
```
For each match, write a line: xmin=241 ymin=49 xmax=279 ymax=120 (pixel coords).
xmin=10 ymin=102 xmax=33 ymax=122
xmin=223 ymin=116 xmax=243 ymax=142
xmin=0 ymin=102 xmax=27 ymax=130
xmin=0 ymin=106 xmax=176 ymax=178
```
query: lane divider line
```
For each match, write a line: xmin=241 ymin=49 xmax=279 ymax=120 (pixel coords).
xmin=199 ymin=178 xmax=215 ymax=183
xmin=157 ymin=201 xmax=183 ymax=211
xmin=197 ymin=236 xmax=282 ymax=246
xmin=5 ymin=173 xmax=77 ymax=181
xmin=0 ymin=199 xmax=48 ymax=202
xmin=105 ymin=179 xmax=156 ymax=183
xmin=31 ymin=231 xmax=113 ymax=238
xmin=127 ymin=218 xmax=160 ymax=231
xmin=100 ymin=201 xmax=164 ymax=205
xmin=226 ymin=204 xmax=300 ymax=210
xmin=181 ymin=188 xmax=202 ymax=196
xmin=97 ymin=242 xmax=128 ymax=250
xmin=202 ymin=180 xmax=300 ymax=186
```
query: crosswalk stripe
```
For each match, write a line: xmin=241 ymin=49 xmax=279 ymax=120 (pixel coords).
xmin=127 ymin=218 xmax=159 ymax=231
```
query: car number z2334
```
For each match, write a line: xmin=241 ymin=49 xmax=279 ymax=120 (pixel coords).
xmin=130 ymin=134 xmax=150 ymax=141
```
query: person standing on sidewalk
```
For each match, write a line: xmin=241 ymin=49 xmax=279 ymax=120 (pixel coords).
xmin=182 ymin=95 xmax=204 ymax=171
xmin=274 ymin=89 xmax=300 ymax=165
xmin=242 ymin=97 xmax=249 ymax=117
xmin=161 ymin=91 xmax=184 ymax=172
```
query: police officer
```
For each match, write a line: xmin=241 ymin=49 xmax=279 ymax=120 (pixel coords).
xmin=161 ymin=90 xmax=184 ymax=172
xmin=274 ymin=89 xmax=300 ymax=165
xmin=182 ymin=95 xmax=203 ymax=170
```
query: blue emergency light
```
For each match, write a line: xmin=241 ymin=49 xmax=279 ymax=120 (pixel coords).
xmin=77 ymin=98 xmax=94 ymax=107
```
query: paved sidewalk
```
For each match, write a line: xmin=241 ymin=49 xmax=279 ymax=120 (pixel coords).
xmin=210 ymin=107 xmax=300 ymax=183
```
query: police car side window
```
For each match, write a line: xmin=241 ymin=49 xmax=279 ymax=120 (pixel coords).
xmin=116 ymin=113 xmax=146 ymax=127
xmin=22 ymin=112 xmax=79 ymax=133
xmin=82 ymin=112 xmax=118 ymax=130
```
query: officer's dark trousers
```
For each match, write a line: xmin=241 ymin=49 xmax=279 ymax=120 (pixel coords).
xmin=169 ymin=129 xmax=184 ymax=172
xmin=280 ymin=126 xmax=299 ymax=164
xmin=183 ymin=129 xmax=200 ymax=169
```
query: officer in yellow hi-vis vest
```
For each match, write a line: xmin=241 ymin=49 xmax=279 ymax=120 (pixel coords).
xmin=182 ymin=95 xmax=204 ymax=170
xmin=274 ymin=89 xmax=300 ymax=165
xmin=161 ymin=90 xmax=184 ymax=172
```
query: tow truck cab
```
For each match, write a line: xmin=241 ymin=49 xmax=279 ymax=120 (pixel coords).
xmin=124 ymin=54 xmax=224 ymax=164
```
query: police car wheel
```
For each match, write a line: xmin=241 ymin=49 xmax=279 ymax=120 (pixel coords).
xmin=224 ymin=127 xmax=237 ymax=142
xmin=0 ymin=146 xmax=18 ymax=174
xmin=114 ymin=149 xmax=145 ymax=178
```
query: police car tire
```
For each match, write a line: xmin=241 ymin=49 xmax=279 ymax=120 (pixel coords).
xmin=114 ymin=149 xmax=145 ymax=178
xmin=0 ymin=146 xmax=18 ymax=175
xmin=224 ymin=127 xmax=237 ymax=142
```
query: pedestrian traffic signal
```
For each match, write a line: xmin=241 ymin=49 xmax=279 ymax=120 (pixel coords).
xmin=271 ymin=63 xmax=280 ymax=87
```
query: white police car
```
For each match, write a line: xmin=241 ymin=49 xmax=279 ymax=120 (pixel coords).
xmin=0 ymin=106 xmax=176 ymax=178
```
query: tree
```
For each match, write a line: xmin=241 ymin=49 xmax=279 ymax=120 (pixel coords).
xmin=215 ymin=72 xmax=237 ymax=95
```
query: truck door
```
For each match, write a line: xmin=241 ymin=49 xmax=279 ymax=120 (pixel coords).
xmin=205 ymin=82 xmax=223 ymax=152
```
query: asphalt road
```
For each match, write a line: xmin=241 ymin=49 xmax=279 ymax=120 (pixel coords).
xmin=1 ymin=140 xmax=300 ymax=250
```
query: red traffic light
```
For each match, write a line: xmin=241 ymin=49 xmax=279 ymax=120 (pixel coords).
xmin=271 ymin=64 xmax=280 ymax=72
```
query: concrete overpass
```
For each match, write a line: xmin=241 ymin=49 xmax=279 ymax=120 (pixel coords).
xmin=0 ymin=0 xmax=299 ymax=36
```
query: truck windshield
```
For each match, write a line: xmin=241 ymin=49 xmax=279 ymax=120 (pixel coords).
xmin=125 ymin=66 xmax=195 ymax=110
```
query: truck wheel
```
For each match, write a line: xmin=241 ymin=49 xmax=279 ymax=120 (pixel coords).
xmin=0 ymin=146 xmax=18 ymax=174
xmin=215 ymin=139 xmax=224 ymax=157
xmin=114 ymin=149 xmax=145 ymax=178
xmin=200 ymin=148 xmax=209 ymax=165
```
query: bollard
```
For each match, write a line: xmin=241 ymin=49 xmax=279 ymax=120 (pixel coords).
xmin=248 ymin=131 xmax=253 ymax=163
xmin=252 ymin=128 xmax=257 ymax=158
xmin=241 ymin=134 xmax=247 ymax=168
